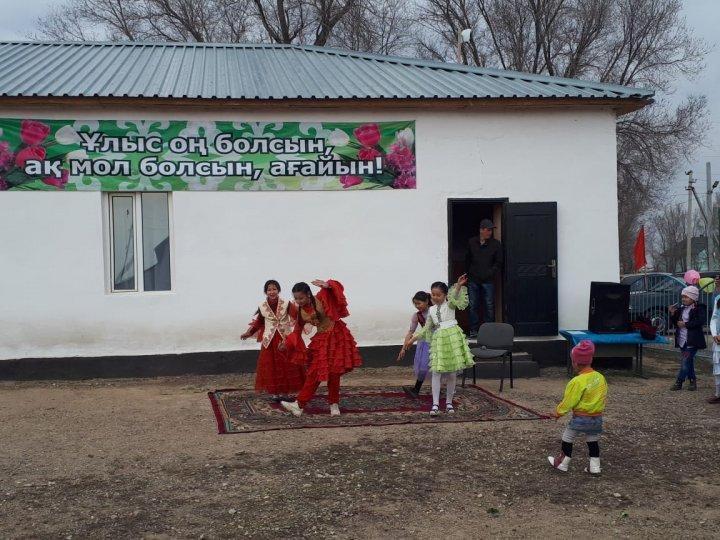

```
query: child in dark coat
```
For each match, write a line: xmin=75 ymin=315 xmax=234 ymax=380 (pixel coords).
xmin=669 ymin=286 xmax=706 ymax=391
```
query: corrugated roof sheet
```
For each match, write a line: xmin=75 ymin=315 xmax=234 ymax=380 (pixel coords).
xmin=0 ymin=41 xmax=654 ymax=102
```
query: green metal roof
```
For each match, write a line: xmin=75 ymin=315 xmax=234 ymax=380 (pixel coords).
xmin=0 ymin=41 xmax=654 ymax=104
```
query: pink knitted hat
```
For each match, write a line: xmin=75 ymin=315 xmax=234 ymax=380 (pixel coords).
xmin=571 ymin=340 xmax=595 ymax=366
xmin=681 ymin=286 xmax=699 ymax=302
xmin=684 ymin=269 xmax=700 ymax=285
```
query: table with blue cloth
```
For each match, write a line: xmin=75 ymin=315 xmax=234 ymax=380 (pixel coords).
xmin=559 ymin=330 xmax=670 ymax=377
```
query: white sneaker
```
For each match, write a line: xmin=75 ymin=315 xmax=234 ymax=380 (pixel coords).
xmin=585 ymin=457 xmax=601 ymax=475
xmin=280 ymin=400 xmax=303 ymax=417
xmin=547 ymin=454 xmax=571 ymax=472
xmin=330 ymin=404 xmax=341 ymax=416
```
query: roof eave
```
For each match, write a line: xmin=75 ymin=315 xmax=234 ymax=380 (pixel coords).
xmin=0 ymin=94 xmax=653 ymax=114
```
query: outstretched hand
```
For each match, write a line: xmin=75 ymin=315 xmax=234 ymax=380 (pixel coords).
xmin=396 ymin=347 xmax=407 ymax=362
xmin=312 ymin=279 xmax=330 ymax=289
xmin=240 ymin=331 xmax=251 ymax=340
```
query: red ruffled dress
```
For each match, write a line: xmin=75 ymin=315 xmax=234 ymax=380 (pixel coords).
xmin=246 ymin=297 xmax=306 ymax=395
xmin=286 ymin=280 xmax=362 ymax=406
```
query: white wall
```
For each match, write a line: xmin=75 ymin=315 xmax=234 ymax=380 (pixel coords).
xmin=0 ymin=105 xmax=620 ymax=359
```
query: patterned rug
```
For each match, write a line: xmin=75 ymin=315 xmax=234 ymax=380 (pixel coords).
xmin=208 ymin=385 xmax=550 ymax=434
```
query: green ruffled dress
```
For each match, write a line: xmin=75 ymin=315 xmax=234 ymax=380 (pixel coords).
xmin=415 ymin=285 xmax=475 ymax=373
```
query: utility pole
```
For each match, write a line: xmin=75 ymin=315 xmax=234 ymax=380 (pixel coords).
xmin=686 ymin=170 xmax=694 ymax=270
xmin=707 ymin=162 xmax=715 ymax=270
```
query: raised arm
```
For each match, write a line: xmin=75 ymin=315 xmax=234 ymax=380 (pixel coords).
xmin=448 ymin=274 xmax=470 ymax=310
xmin=312 ymin=279 xmax=350 ymax=321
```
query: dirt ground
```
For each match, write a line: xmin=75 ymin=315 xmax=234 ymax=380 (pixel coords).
xmin=1 ymin=354 xmax=719 ymax=539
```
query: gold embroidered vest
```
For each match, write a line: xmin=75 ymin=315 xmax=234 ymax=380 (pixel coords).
xmin=259 ymin=298 xmax=295 ymax=348
xmin=300 ymin=300 xmax=334 ymax=334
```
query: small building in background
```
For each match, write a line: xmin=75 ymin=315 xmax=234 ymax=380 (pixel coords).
xmin=0 ymin=41 xmax=653 ymax=376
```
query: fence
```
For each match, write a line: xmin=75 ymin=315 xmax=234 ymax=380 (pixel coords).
xmin=625 ymin=273 xmax=717 ymax=357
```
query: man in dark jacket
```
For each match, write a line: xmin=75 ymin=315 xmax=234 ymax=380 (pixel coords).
xmin=465 ymin=219 xmax=503 ymax=337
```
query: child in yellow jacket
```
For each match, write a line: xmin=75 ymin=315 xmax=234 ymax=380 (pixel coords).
xmin=548 ymin=340 xmax=607 ymax=475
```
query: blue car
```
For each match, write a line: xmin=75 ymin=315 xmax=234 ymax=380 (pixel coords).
xmin=621 ymin=273 xmax=716 ymax=334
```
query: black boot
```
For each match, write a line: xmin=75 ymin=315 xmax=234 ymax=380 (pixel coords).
xmin=403 ymin=381 xmax=423 ymax=398
xmin=688 ymin=379 xmax=697 ymax=391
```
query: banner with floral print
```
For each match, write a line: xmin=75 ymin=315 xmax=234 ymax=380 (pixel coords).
xmin=0 ymin=119 xmax=416 ymax=191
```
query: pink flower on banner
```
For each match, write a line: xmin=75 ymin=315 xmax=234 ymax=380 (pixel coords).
xmin=0 ymin=178 xmax=8 ymax=191
xmin=15 ymin=146 xmax=46 ymax=169
xmin=353 ymin=123 xmax=381 ymax=147
xmin=386 ymin=142 xmax=415 ymax=173
xmin=0 ymin=141 xmax=14 ymax=170
xmin=42 ymin=169 xmax=69 ymax=189
xmin=340 ymin=175 xmax=363 ymax=188
xmin=20 ymin=120 xmax=51 ymax=146
xmin=358 ymin=147 xmax=381 ymax=161
xmin=393 ymin=171 xmax=416 ymax=189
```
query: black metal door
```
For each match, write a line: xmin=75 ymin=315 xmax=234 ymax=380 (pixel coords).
xmin=503 ymin=202 xmax=558 ymax=336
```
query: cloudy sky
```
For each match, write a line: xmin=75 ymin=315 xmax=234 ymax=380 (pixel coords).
xmin=1 ymin=0 xmax=718 ymax=202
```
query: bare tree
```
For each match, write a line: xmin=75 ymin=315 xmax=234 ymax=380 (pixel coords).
xmin=648 ymin=204 xmax=685 ymax=272
xmin=251 ymin=0 xmax=308 ymax=43
xmin=417 ymin=0 xmax=709 ymax=273
xmin=648 ymin=201 xmax=710 ymax=272
xmin=35 ymin=0 xmax=359 ymax=46
xmin=329 ymin=0 xmax=416 ymax=55
xmin=36 ymin=2 xmax=104 ymax=41
xmin=33 ymin=0 xmax=263 ymax=43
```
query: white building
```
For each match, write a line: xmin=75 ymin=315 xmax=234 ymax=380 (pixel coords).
xmin=0 ymin=41 xmax=653 ymax=377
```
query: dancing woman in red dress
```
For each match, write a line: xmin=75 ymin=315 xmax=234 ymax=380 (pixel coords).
xmin=280 ymin=279 xmax=362 ymax=416
xmin=241 ymin=280 xmax=306 ymax=400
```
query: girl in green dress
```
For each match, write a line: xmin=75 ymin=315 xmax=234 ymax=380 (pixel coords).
xmin=407 ymin=275 xmax=475 ymax=415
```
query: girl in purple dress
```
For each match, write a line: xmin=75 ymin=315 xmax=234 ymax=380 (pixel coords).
xmin=397 ymin=291 xmax=432 ymax=397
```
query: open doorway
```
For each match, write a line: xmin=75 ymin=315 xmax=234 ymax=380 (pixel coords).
xmin=447 ymin=199 xmax=506 ymax=332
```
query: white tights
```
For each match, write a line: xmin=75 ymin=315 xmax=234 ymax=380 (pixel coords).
xmin=431 ymin=371 xmax=457 ymax=407
xmin=715 ymin=374 xmax=720 ymax=397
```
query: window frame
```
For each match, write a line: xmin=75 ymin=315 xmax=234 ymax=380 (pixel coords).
xmin=104 ymin=192 xmax=174 ymax=294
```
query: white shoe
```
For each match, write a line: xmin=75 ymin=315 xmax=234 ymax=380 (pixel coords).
xmin=429 ymin=404 xmax=440 ymax=416
xmin=584 ymin=457 xmax=601 ymax=475
xmin=280 ymin=400 xmax=303 ymax=417
xmin=547 ymin=454 xmax=571 ymax=472
xmin=330 ymin=404 xmax=341 ymax=416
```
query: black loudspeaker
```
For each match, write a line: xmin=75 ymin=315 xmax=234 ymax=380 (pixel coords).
xmin=588 ymin=281 xmax=630 ymax=334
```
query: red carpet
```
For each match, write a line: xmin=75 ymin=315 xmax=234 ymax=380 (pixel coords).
xmin=208 ymin=385 xmax=550 ymax=434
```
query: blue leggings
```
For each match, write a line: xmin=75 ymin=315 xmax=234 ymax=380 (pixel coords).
xmin=676 ymin=346 xmax=697 ymax=382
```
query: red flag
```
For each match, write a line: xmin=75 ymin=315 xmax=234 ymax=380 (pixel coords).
xmin=633 ymin=225 xmax=647 ymax=271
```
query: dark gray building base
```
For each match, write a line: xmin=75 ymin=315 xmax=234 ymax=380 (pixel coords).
xmin=0 ymin=338 xmax=569 ymax=381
